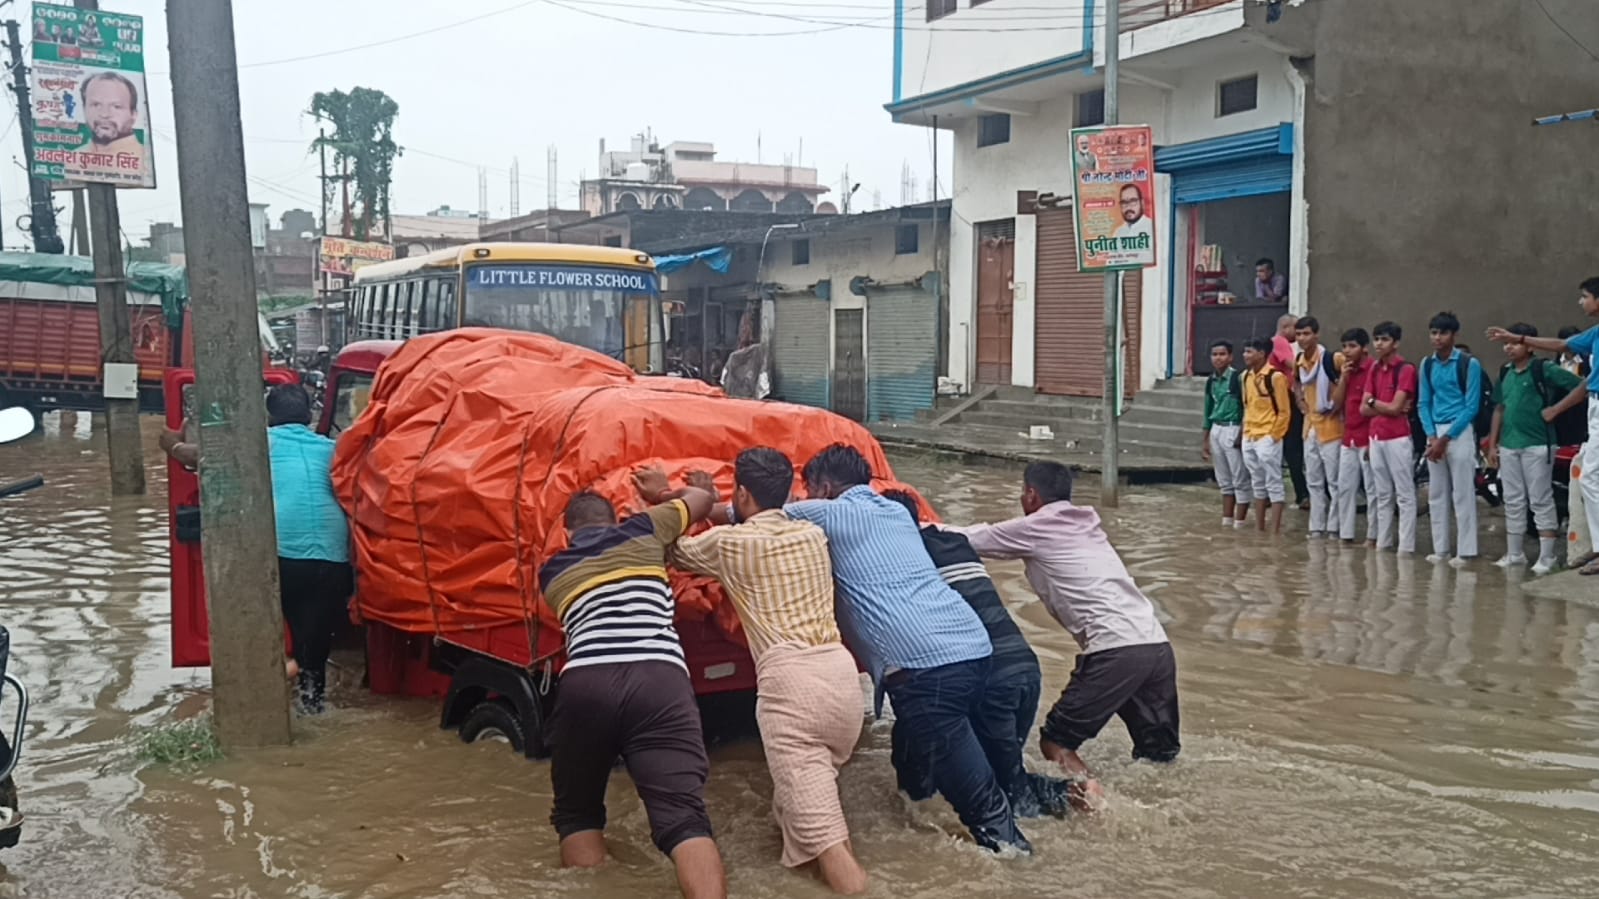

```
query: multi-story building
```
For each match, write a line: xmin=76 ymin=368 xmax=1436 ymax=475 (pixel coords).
xmin=582 ymin=133 xmax=832 ymax=216
xmin=889 ymin=0 xmax=1599 ymax=397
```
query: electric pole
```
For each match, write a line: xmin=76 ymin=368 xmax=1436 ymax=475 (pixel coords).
xmin=1100 ymin=0 xmax=1122 ymax=507
xmin=166 ymin=0 xmax=292 ymax=748
xmin=71 ymin=0 xmax=143 ymax=495
xmin=3 ymin=18 xmax=63 ymax=253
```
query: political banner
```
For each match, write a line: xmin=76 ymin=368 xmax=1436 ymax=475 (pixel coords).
xmin=318 ymin=236 xmax=395 ymax=277
xmin=29 ymin=4 xmax=154 ymax=189
xmin=1069 ymin=125 xmax=1156 ymax=272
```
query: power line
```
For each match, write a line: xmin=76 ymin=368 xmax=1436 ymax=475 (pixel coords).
xmin=1533 ymin=0 xmax=1599 ymax=62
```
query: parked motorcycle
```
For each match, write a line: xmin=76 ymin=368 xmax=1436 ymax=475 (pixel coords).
xmin=0 ymin=404 xmax=38 ymax=850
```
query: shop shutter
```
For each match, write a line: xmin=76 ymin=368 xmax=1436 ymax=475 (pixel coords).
xmin=866 ymin=286 xmax=937 ymax=422
xmin=771 ymin=292 xmax=831 ymax=409
xmin=1034 ymin=208 xmax=1141 ymax=398
xmin=1172 ymin=156 xmax=1292 ymax=205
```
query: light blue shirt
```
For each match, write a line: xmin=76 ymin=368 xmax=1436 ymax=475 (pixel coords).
xmin=268 ymin=424 xmax=349 ymax=563
xmin=1418 ymin=348 xmax=1483 ymax=441
xmin=1567 ymin=325 xmax=1599 ymax=393
xmin=785 ymin=485 xmax=992 ymax=715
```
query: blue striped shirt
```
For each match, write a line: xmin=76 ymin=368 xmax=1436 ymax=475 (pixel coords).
xmin=785 ymin=485 xmax=991 ymax=714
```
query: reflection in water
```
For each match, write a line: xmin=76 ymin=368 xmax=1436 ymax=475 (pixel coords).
xmin=2 ymin=419 xmax=1598 ymax=897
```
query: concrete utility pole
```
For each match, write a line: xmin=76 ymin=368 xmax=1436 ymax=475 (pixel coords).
xmin=166 ymin=0 xmax=292 ymax=748
xmin=74 ymin=0 xmax=143 ymax=496
xmin=1100 ymin=0 xmax=1122 ymax=507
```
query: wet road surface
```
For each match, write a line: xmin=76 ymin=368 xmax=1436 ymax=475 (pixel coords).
xmin=2 ymin=413 xmax=1598 ymax=898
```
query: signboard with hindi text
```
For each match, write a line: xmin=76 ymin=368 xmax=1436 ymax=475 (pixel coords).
xmin=29 ymin=3 xmax=154 ymax=189
xmin=318 ymin=236 xmax=395 ymax=277
xmin=1068 ymin=125 xmax=1156 ymax=273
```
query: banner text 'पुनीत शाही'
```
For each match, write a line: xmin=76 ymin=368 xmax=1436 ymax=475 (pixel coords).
xmin=29 ymin=3 xmax=154 ymax=190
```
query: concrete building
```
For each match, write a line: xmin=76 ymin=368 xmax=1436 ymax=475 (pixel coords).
xmin=582 ymin=133 xmax=831 ymax=216
xmin=888 ymin=0 xmax=1599 ymax=399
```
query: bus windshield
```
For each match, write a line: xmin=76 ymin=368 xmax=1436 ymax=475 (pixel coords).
xmin=462 ymin=262 xmax=660 ymax=366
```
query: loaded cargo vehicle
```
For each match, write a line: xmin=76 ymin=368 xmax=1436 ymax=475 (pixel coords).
xmin=0 ymin=251 xmax=282 ymax=415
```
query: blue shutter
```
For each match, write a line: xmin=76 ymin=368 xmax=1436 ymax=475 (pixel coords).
xmin=1172 ymin=156 xmax=1293 ymax=205
xmin=866 ymin=286 xmax=937 ymax=422
xmin=772 ymin=293 xmax=831 ymax=409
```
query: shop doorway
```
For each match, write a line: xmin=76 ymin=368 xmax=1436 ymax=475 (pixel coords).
xmin=975 ymin=219 xmax=1016 ymax=385
xmin=832 ymin=309 xmax=866 ymax=422
xmin=1182 ymin=192 xmax=1292 ymax=375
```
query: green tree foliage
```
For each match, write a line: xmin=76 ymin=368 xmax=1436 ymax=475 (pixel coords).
xmin=309 ymin=87 xmax=400 ymax=241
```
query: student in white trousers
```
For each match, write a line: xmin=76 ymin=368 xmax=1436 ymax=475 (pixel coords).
xmin=1417 ymin=312 xmax=1485 ymax=567
xmin=1363 ymin=321 xmax=1419 ymax=554
xmin=1240 ymin=337 xmax=1293 ymax=533
xmin=1489 ymin=284 xmax=1599 ymax=573
xmin=1293 ymin=317 xmax=1346 ymax=537
xmin=1332 ymin=328 xmax=1378 ymax=544
xmin=1201 ymin=340 xmax=1249 ymax=528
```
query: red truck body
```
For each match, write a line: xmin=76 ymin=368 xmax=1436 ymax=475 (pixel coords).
xmin=0 ymin=296 xmax=174 ymax=411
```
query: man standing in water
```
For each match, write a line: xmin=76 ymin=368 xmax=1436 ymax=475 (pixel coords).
xmin=945 ymin=462 xmax=1179 ymax=804
xmin=539 ymin=482 xmax=725 ymax=899
xmin=651 ymin=450 xmax=868 ymax=894
xmin=786 ymin=444 xmax=1030 ymax=855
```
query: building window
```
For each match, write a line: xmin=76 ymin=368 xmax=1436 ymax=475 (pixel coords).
xmin=792 ymin=239 xmax=810 ymax=266
xmin=1218 ymin=74 xmax=1258 ymax=117
xmin=1075 ymin=89 xmax=1105 ymax=127
xmin=977 ymin=113 xmax=1010 ymax=148
xmin=896 ymin=224 xmax=919 ymax=255
xmin=926 ymin=0 xmax=956 ymax=22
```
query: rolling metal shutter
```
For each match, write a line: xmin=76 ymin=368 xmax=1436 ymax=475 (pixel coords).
xmin=1034 ymin=208 xmax=1140 ymax=398
xmin=771 ymin=292 xmax=831 ymax=409
xmin=1171 ymin=156 xmax=1292 ymax=204
xmin=866 ymin=286 xmax=937 ymax=422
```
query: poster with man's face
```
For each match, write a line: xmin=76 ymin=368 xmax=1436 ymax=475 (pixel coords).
xmin=1068 ymin=125 xmax=1156 ymax=272
xmin=29 ymin=4 xmax=155 ymax=189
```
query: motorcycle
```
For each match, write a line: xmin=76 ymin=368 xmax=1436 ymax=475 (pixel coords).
xmin=0 ymin=404 xmax=38 ymax=850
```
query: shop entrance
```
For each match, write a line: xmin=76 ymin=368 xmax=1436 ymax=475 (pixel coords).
xmin=1181 ymin=191 xmax=1292 ymax=375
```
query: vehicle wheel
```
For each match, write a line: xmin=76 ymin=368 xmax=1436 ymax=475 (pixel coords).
xmin=0 ymin=775 xmax=19 ymax=850
xmin=458 ymin=699 xmax=526 ymax=754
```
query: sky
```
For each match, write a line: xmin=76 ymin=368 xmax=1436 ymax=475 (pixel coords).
xmin=0 ymin=0 xmax=955 ymax=249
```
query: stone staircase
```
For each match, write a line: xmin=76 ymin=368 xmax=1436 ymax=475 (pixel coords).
xmin=918 ymin=378 xmax=1209 ymax=465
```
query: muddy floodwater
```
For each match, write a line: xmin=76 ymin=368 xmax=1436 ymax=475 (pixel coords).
xmin=3 ymin=413 xmax=1599 ymax=898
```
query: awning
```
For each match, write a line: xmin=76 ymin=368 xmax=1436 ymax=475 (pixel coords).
xmin=1533 ymin=108 xmax=1598 ymax=126
xmin=652 ymin=246 xmax=732 ymax=276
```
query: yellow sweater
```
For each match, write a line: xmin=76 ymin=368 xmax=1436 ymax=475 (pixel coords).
xmin=1243 ymin=367 xmax=1292 ymax=441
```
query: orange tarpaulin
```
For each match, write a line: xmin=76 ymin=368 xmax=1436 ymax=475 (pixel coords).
xmin=331 ymin=328 xmax=921 ymax=653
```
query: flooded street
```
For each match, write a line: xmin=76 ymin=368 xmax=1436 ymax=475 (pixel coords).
xmin=3 ymin=413 xmax=1599 ymax=898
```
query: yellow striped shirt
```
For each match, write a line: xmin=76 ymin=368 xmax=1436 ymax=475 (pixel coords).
xmin=670 ymin=510 xmax=841 ymax=661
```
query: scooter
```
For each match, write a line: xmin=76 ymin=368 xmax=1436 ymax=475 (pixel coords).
xmin=0 ymin=404 xmax=38 ymax=850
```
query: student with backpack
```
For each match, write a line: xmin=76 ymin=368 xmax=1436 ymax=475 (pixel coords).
xmin=1417 ymin=311 xmax=1488 ymax=567
xmin=1201 ymin=339 xmax=1247 ymax=528
xmin=1242 ymin=336 xmax=1292 ymax=533
xmin=1362 ymin=321 xmax=1419 ymax=554
xmin=1485 ymin=323 xmax=1585 ymax=575
xmin=1487 ymin=276 xmax=1599 ymax=574
xmin=1331 ymin=328 xmax=1378 ymax=545
xmin=1294 ymin=316 xmax=1345 ymax=538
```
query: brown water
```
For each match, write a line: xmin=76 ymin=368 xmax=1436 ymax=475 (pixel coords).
xmin=2 ymin=413 xmax=1599 ymax=898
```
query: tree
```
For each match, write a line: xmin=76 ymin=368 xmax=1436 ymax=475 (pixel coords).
xmin=309 ymin=87 xmax=400 ymax=241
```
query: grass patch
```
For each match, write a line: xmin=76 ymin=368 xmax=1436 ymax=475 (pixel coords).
xmin=136 ymin=716 xmax=224 ymax=768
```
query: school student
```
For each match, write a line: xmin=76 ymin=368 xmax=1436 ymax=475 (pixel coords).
xmin=1485 ymin=323 xmax=1584 ymax=575
xmin=1362 ymin=321 xmax=1419 ymax=554
xmin=1294 ymin=317 xmax=1345 ymax=537
xmin=1241 ymin=336 xmax=1292 ymax=533
xmin=1487 ymin=279 xmax=1599 ymax=575
xmin=1417 ymin=311 xmax=1487 ymax=566
xmin=1201 ymin=340 xmax=1247 ymax=528
xmin=1331 ymin=328 xmax=1378 ymax=545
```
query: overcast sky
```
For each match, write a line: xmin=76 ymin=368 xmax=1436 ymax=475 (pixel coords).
xmin=0 ymin=0 xmax=955 ymax=249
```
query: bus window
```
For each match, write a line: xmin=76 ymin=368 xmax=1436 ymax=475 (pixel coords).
xmin=398 ymin=280 xmax=414 ymax=338
xmin=415 ymin=279 xmax=433 ymax=333
xmin=330 ymin=372 xmax=374 ymax=434
xmin=436 ymin=278 xmax=458 ymax=329
xmin=380 ymin=284 xmax=394 ymax=339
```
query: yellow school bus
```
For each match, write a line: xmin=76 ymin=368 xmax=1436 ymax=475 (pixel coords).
xmin=349 ymin=243 xmax=664 ymax=373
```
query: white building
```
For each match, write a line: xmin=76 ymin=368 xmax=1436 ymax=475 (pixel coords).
xmin=889 ymin=0 xmax=1599 ymax=400
xmin=583 ymin=133 xmax=832 ymax=216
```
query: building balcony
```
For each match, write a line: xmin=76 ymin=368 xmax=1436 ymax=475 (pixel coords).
xmin=1120 ymin=0 xmax=1234 ymax=32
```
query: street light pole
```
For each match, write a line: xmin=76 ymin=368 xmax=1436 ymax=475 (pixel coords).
xmin=1100 ymin=0 xmax=1122 ymax=506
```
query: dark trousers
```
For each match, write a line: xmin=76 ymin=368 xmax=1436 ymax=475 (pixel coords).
xmin=278 ymin=557 xmax=354 ymax=710
xmin=885 ymin=657 xmax=1029 ymax=853
xmin=1285 ymin=405 xmax=1309 ymax=503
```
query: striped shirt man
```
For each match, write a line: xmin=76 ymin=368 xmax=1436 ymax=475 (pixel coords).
xmin=538 ymin=499 xmax=690 ymax=672
xmin=916 ymin=526 xmax=1039 ymax=686
xmin=668 ymin=509 xmax=841 ymax=662
xmin=784 ymin=485 xmax=991 ymax=713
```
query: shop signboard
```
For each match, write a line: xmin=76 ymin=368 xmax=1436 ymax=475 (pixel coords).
xmin=29 ymin=3 xmax=155 ymax=189
xmin=1069 ymin=124 xmax=1156 ymax=273
xmin=318 ymin=236 xmax=395 ymax=277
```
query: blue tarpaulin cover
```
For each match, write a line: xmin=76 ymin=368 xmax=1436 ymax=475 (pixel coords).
xmin=1533 ymin=108 xmax=1598 ymax=126
xmin=652 ymin=246 xmax=732 ymax=275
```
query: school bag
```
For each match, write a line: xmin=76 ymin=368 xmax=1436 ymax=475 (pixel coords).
xmin=1422 ymin=351 xmax=1494 ymax=439
xmin=1501 ymin=357 xmax=1588 ymax=447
